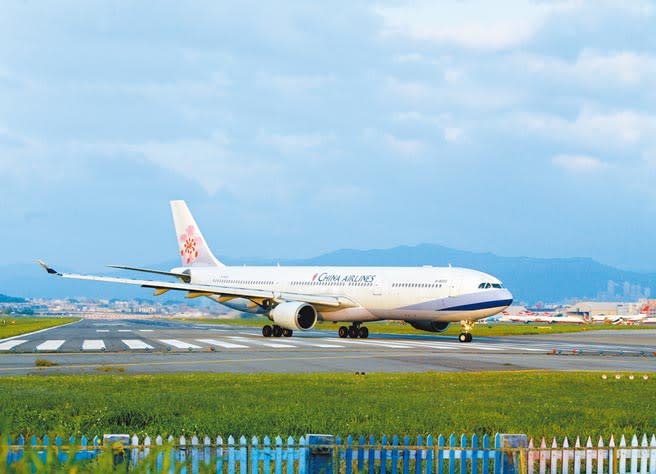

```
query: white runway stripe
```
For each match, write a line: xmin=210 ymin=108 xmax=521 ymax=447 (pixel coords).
xmin=196 ymin=339 xmax=249 ymax=349
xmin=36 ymin=340 xmax=65 ymax=351
xmin=159 ymin=339 xmax=201 ymax=349
xmin=82 ymin=340 xmax=106 ymax=351
xmin=286 ymin=339 xmax=344 ymax=348
xmin=334 ymin=339 xmax=416 ymax=348
xmin=228 ymin=336 xmax=296 ymax=348
xmin=95 ymin=330 xmax=109 ymax=333
xmin=122 ymin=339 xmax=154 ymax=350
xmin=0 ymin=340 xmax=28 ymax=351
xmin=138 ymin=329 xmax=154 ymax=332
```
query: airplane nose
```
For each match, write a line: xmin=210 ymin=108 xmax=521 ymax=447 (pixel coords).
xmin=503 ymin=289 xmax=513 ymax=306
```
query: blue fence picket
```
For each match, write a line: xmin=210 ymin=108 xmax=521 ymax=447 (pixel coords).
xmin=358 ymin=435 xmax=365 ymax=474
xmin=449 ymin=434 xmax=456 ymax=474
xmin=252 ymin=436 xmax=260 ymax=474
xmin=391 ymin=435 xmax=399 ymax=474
xmin=416 ymin=435 xmax=423 ymax=474
xmin=274 ymin=436 xmax=283 ymax=474
xmin=369 ymin=435 xmax=376 ymax=474
xmin=460 ymin=434 xmax=467 ymax=474
xmin=228 ymin=436 xmax=236 ymax=474
xmin=55 ymin=436 xmax=65 ymax=464
xmin=381 ymin=435 xmax=389 ymax=474
xmin=262 ymin=436 xmax=271 ymax=474
xmin=426 ymin=435 xmax=434 ymax=474
xmin=438 ymin=434 xmax=445 ymax=474
xmin=346 ymin=435 xmax=353 ymax=474
xmin=298 ymin=436 xmax=307 ymax=474
xmin=286 ymin=437 xmax=295 ymax=474
xmin=239 ymin=436 xmax=248 ymax=474
xmin=16 ymin=434 xmax=25 ymax=463
xmin=482 ymin=435 xmax=490 ymax=474
xmin=471 ymin=434 xmax=479 ymax=474
xmin=403 ymin=435 xmax=410 ymax=474
xmin=493 ymin=434 xmax=501 ymax=474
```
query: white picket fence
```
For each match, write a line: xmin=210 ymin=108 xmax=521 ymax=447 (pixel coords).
xmin=527 ymin=435 xmax=656 ymax=474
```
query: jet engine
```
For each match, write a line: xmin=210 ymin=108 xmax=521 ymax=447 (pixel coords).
xmin=408 ymin=321 xmax=450 ymax=333
xmin=270 ymin=301 xmax=318 ymax=331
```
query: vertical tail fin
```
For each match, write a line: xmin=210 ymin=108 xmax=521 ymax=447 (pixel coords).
xmin=170 ymin=200 xmax=224 ymax=267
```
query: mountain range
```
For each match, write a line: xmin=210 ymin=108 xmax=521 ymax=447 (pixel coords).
xmin=1 ymin=244 xmax=654 ymax=304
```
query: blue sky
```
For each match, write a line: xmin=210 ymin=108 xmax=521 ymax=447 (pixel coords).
xmin=1 ymin=0 xmax=656 ymax=272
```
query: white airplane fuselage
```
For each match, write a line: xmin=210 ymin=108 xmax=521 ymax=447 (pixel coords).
xmin=180 ymin=265 xmax=513 ymax=324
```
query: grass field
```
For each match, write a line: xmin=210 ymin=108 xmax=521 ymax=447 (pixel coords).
xmin=177 ymin=318 xmax=654 ymax=336
xmin=0 ymin=317 xmax=79 ymax=339
xmin=1 ymin=372 xmax=653 ymax=439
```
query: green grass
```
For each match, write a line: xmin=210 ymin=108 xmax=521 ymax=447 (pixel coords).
xmin=1 ymin=372 xmax=653 ymax=439
xmin=0 ymin=317 xmax=79 ymax=339
xmin=177 ymin=318 xmax=654 ymax=336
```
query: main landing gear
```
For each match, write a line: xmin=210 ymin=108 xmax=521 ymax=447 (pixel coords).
xmin=459 ymin=320 xmax=474 ymax=343
xmin=338 ymin=323 xmax=369 ymax=339
xmin=262 ymin=325 xmax=293 ymax=337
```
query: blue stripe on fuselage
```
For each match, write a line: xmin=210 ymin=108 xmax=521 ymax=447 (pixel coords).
xmin=441 ymin=299 xmax=513 ymax=311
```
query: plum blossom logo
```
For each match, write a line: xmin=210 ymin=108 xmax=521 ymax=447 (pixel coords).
xmin=179 ymin=225 xmax=203 ymax=265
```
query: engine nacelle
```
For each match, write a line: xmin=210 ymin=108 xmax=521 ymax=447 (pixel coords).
xmin=270 ymin=301 xmax=318 ymax=331
xmin=408 ymin=321 xmax=450 ymax=333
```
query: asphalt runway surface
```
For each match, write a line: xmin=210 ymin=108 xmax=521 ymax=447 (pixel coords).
xmin=0 ymin=319 xmax=654 ymax=375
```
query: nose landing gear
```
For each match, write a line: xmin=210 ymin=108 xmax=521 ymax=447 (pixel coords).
xmin=459 ymin=320 xmax=474 ymax=343
xmin=338 ymin=323 xmax=369 ymax=339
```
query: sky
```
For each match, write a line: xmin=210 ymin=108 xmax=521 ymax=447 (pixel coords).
xmin=1 ymin=0 xmax=656 ymax=272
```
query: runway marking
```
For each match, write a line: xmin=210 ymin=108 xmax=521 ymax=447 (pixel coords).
xmin=286 ymin=339 xmax=344 ymax=348
xmin=334 ymin=339 xmax=416 ymax=349
xmin=138 ymin=330 xmax=154 ymax=332
xmin=122 ymin=339 xmax=154 ymax=350
xmin=82 ymin=340 xmax=106 ymax=351
xmin=196 ymin=339 xmax=249 ymax=349
xmin=96 ymin=330 xmax=110 ymax=333
xmin=159 ymin=339 xmax=201 ymax=349
xmin=228 ymin=337 xmax=296 ymax=348
xmin=36 ymin=340 xmax=65 ymax=351
xmin=0 ymin=340 xmax=28 ymax=351
xmin=0 ymin=319 xmax=81 ymax=344
xmin=117 ymin=330 xmax=132 ymax=333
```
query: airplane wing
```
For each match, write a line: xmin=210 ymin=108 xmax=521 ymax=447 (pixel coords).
xmin=37 ymin=261 xmax=355 ymax=309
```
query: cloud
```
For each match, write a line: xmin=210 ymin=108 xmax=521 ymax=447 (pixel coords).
xmin=517 ymin=108 xmax=656 ymax=151
xmin=383 ymin=133 xmax=426 ymax=157
xmin=374 ymin=0 xmax=563 ymax=50
xmin=257 ymin=131 xmax=334 ymax=156
xmin=552 ymin=154 xmax=609 ymax=172
xmin=443 ymin=127 xmax=464 ymax=143
xmin=517 ymin=49 xmax=656 ymax=88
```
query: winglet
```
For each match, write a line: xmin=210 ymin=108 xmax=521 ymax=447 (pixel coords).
xmin=37 ymin=260 xmax=60 ymax=275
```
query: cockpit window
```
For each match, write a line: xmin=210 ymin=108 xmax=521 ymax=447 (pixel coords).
xmin=479 ymin=282 xmax=504 ymax=289
xmin=492 ymin=283 xmax=503 ymax=288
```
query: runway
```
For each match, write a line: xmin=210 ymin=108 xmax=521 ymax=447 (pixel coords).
xmin=0 ymin=319 xmax=654 ymax=375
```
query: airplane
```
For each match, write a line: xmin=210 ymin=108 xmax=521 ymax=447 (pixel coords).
xmin=38 ymin=200 xmax=513 ymax=342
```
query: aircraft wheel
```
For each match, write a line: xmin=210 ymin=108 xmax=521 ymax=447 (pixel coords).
xmin=358 ymin=327 xmax=369 ymax=339
xmin=262 ymin=325 xmax=273 ymax=337
xmin=273 ymin=325 xmax=283 ymax=337
xmin=338 ymin=326 xmax=349 ymax=338
xmin=283 ymin=328 xmax=293 ymax=337
xmin=458 ymin=333 xmax=469 ymax=343
xmin=466 ymin=333 xmax=473 ymax=342
xmin=348 ymin=326 xmax=359 ymax=338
